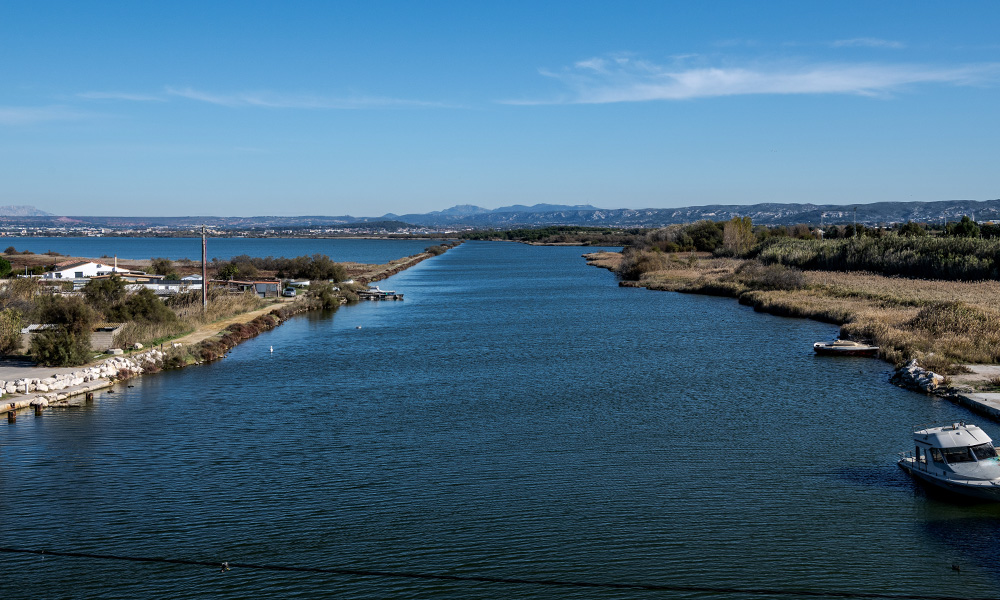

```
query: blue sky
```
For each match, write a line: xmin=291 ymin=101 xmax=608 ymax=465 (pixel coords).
xmin=1 ymin=1 xmax=998 ymax=217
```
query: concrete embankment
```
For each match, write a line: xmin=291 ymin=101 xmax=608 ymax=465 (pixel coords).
xmin=883 ymin=360 xmax=1000 ymax=422
xmin=951 ymin=392 xmax=1000 ymax=420
xmin=3 ymin=350 xmax=165 ymax=416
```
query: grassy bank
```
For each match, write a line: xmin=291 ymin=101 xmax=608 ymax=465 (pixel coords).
xmin=0 ymin=243 xmax=459 ymax=367
xmin=586 ymin=250 xmax=1000 ymax=376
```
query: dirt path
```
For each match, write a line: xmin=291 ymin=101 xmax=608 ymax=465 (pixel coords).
xmin=1 ymin=248 xmax=443 ymax=383
xmin=171 ymin=299 xmax=292 ymax=346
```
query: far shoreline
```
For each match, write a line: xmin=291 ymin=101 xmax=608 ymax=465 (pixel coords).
xmin=2 ymin=246 xmax=453 ymax=418
xmin=583 ymin=250 xmax=1000 ymax=422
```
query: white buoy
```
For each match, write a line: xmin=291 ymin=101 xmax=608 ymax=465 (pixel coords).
xmin=270 ymin=346 xmax=273 ymax=353
xmin=356 ymin=326 xmax=362 ymax=329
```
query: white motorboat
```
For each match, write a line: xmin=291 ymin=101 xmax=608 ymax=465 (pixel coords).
xmin=813 ymin=339 xmax=879 ymax=357
xmin=898 ymin=422 xmax=1000 ymax=501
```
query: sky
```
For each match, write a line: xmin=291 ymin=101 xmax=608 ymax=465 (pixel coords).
xmin=1 ymin=1 xmax=998 ymax=217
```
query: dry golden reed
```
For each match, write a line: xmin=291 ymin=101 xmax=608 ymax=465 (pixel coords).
xmin=606 ymin=253 xmax=1000 ymax=370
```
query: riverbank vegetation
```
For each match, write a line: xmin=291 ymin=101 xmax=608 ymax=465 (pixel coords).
xmin=462 ymin=226 xmax=641 ymax=246
xmin=0 ymin=245 xmax=457 ymax=368
xmin=591 ymin=215 xmax=1000 ymax=374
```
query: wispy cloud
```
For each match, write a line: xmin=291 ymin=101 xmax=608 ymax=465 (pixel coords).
xmin=165 ymin=86 xmax=446 ymax=109
xmin=77 ymin=91 xmax=166 ymax=102
xmin=0 ymin=105 xmax=91 ymax=125
xmin=508 ymin=56 xmax=1000 ymax=104
xmin=832 ymin=38 xmax=905 ymax=49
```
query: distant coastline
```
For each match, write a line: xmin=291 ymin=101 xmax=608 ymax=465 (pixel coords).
xmin=2 ymin=244 xmax=456 ymax=418
xmin=3 ymin=198 xmax=1000 ymax=236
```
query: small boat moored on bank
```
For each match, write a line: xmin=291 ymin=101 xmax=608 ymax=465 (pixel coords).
xmin=898 ymin=422 xmax=1000 ymax=501
xmin=812 ymin=339 xmax=879 ymax=357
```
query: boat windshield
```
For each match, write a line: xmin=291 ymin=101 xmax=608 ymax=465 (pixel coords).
xmin=941 ymin=447 xmax=975 ymax=463
xmin=971 ymin=443 xmax=998 ymax=460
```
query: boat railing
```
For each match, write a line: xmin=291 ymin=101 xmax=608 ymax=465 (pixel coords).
xmin=911 ymin=421 xmax=965 ymax=434
xmin=900 ymin=450 xmax=931 ymax=474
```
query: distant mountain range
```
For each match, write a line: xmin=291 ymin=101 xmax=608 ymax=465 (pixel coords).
xmin=3 ymin=200 xmax=999 ymax=230
xmin=0 ymin=205 xmax=53 ymax=217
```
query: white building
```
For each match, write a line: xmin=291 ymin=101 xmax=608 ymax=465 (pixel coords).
xmin=43 ymin=260 xmax=120 ymax=280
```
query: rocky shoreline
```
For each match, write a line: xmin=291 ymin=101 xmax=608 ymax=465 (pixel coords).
xmin=4 ymin=246 xmax=457 ymax=419
xmin=3 ymin=349 xmax=165 ymax=414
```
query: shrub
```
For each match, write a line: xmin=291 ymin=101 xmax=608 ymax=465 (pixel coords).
xmin=150 ymin=257 xmax=179 ymax=280
xmin=218 ymin=263 xmax=240 ymax=280
xmin=898 ymin=221 xmax=928 ymax=237
xmin=83 ymin=275 xmax=127 ymax=313
xmin=615 ymin=247 xmax=672 ymax=280
xmin=754 ymin=235 xmax=1000 ymax=281
xmin=308 ymin=281 xmax=343 ymax=309
xmin=946 ymin=216 xmax=980 ymax=238
xmin=722 ymin=217 xmax=756 ymax=256
xmin=34 ymin=295 xmax=95 ymax=338
xmin=1 ymin=277 xmax=41 ymax=312
xmin=30 ymin=327 xmax=92 ymax=367
xmin=732 ymin=261 xmax=806 ymax=291
xmin=108 ymin=288 xmax=178 ymax=325
xmin=0 ymin=308 xmax=22 ymax=355
xmin=686 ymin=220 xmax=725 ymax=252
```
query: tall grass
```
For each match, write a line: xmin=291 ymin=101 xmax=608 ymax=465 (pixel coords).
xmin=615 ymin=247 xmax=674 ymax=280
xmin=600 ymin=247 xmax=1000 ymax=371
xmin=168 ymin=290 xmax=264 ymax=326
xmin=755 ymin=236 xmax=1000 ymax=280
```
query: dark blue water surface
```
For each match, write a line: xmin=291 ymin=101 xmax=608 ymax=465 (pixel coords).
xmin=0 ymin=236 xmax=439 ymax=262
xmin=2 ymin=241 xmax=999 ymax=599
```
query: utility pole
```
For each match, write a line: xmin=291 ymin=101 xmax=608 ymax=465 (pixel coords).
xmin=202 ymin=225 xmax=208 ymax=312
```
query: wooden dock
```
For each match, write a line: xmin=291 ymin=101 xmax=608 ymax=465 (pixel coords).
xmin=357 ymin=290 xmax=404 ymax=301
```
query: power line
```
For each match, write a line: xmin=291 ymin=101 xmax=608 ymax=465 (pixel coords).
xmin=0 ymin=546 xmax=994 ymax=600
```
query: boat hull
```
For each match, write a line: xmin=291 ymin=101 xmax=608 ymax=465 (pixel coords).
xmin=898 ymin=459 xmax=1000 ymax=502
xmin=813 ymin=345 xmax=879 ymax=357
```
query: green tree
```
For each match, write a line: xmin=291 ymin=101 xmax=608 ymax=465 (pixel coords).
xmin=83 ymin=275 xmax=127 ymax=313
xmin=947 ymin=215 xmax=981 ymax=238
xmin=218 ymin=263 xmax=240 ymax=280
xmin=898 ymin=221 xmax=928 ymax=237
xmin=685 ymin=220 xmax=725 ymax=252
xmin=0 ymin=256 xmax=11 ymax=278
xmin=981 ymin=223 xmax=1000 ymax=239
xmin=108 ymin=288 xmax=177 ymax=324
xmin=30 ymin=328 xmax=91 ymax=366
xmin=29 ymin=295 xmax=95 ymax=366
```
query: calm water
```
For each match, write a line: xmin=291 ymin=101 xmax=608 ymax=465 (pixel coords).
xmin=0 ymin=236 xmax=440 ymax=262
xmin=2 ymin=241 xmax=999 ymax=599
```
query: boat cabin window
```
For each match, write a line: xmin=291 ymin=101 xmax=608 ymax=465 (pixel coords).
xmin=941 ymin=447 xmax=975 ymax=464
xmin=929 ymin=448 xmax=945 ymax=464
xmin=971 ymin=443 xmax=998 ymax=461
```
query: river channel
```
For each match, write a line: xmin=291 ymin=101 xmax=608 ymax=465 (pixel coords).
xmin=2 ymin=241 xmax=998 ymax=599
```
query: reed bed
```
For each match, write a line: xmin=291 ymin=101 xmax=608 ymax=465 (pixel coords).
xmin=755 ymin=236 xmax=1000 ymax=281
xmin=607 ymin=251 xmax=1000 ymax=371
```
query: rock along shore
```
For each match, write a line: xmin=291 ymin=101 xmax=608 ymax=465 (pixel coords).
xmin=3 ymin=349 xmax=165 ymax=413
xmin=583 ymin=251 xmax=1000 ymax=423
xmin=4 ymin=245 xmax=459 ymax=418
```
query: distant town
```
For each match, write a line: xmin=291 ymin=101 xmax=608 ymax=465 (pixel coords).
xmin=1 ymin=198 xmax=999 ymax=237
